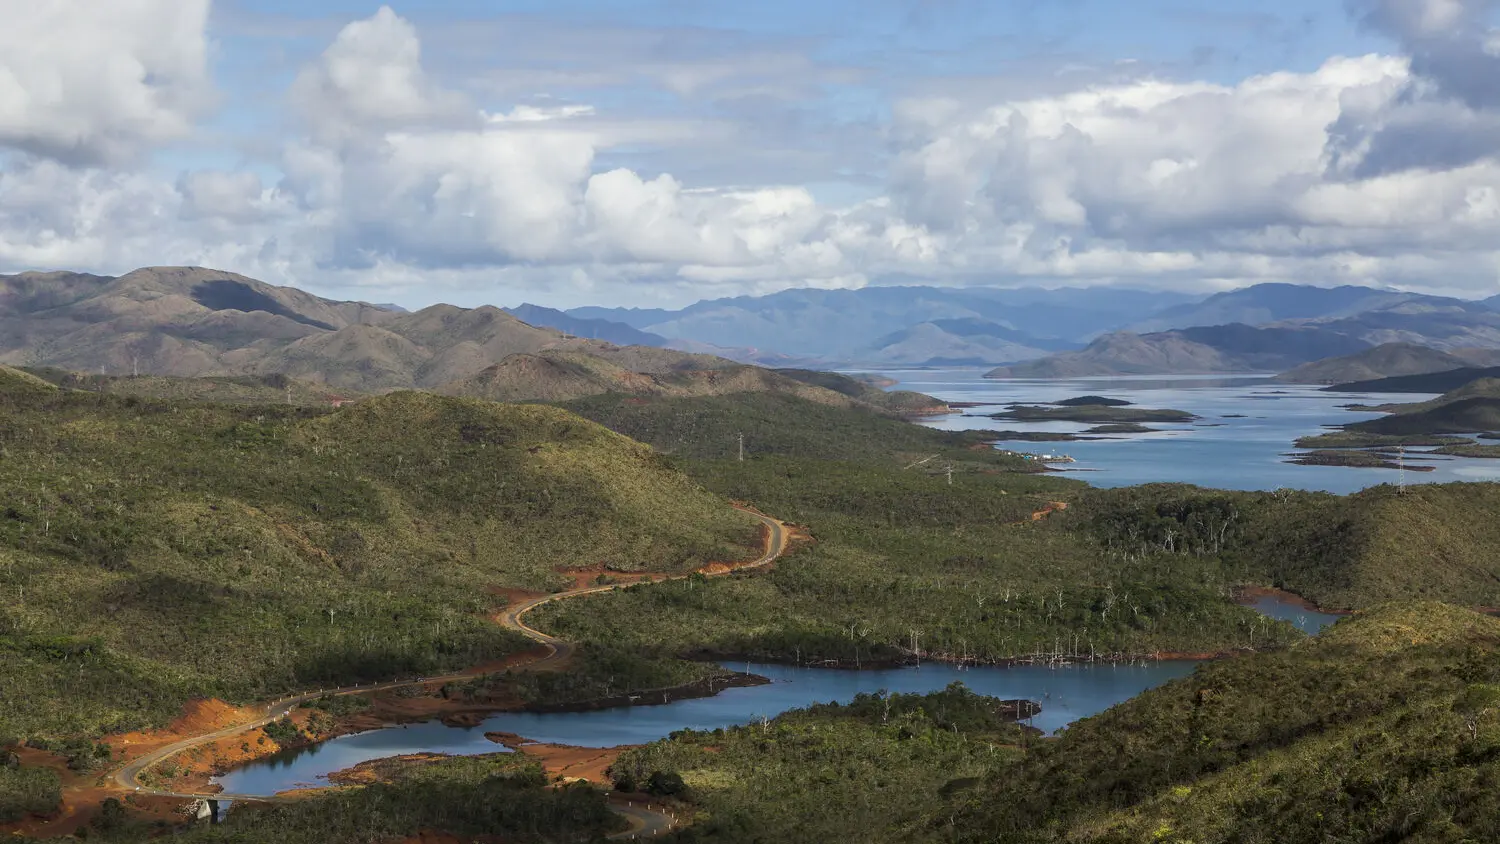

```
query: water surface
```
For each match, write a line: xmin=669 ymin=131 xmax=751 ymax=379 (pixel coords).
xmin=882 ymin=370 xmax=1500 ymax=493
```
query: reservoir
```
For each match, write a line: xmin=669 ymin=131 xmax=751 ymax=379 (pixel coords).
xmin=214 ymin=597 xmax=1342 ymax=797
xmin=885 ymin=370 xmax=1500 ymax=493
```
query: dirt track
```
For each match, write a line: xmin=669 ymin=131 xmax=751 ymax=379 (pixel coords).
xmin=94 ymin=504 xmax=789 ymax=839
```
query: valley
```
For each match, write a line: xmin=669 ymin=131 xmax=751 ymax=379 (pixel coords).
xmin=6 ymin=270 xmax=1500 ymax=842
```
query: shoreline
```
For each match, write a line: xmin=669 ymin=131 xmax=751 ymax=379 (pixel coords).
xmin=1233 ymin=585 xmax=1352 ymax=616
xmin=154 ymin=670 xmax=773 ymax=796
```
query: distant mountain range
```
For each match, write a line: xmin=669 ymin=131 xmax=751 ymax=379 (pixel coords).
xmin=564 ymin=286 xmax=1193 ymax=367
xmin=0 ymin=266 xmax=947 ymax=414
xmin=1126 ymin=284 xmax=1426 ymax=333
xmin=9 ymin=266 xmax=1500 ymax=383
xmin=987 ymin=287 xmax=1500 ymax=378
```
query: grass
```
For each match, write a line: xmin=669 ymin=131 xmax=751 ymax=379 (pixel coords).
xmin=613 ymin=684 xmax=1032 ymax=844
xmin=534 ymin=457 xmax=1300 ymax=667
xmin=959 ymin=602 xmax=1500 ymax=843
xmin=1432 ymin=443 xmax=1500 ymax=458
xmin=559 ymin=392 xmax=1035 ymax=468
xmin=1292 ymin=432 xmax=1473 ymax=448
xmin=171 ymin=753 xmax=618 ymax=843
xmin=21 ymin=369 xmax=358 ymax=406
xmin=1075 ymin=482 xmax=1500 ymax=610
xmin=1284 ymin=449 xmax=1431 ymax=470
xmin=0 ymin=764 xmax=61 ymax=822
xmin=0 ymin=381 xmax=757 ymax=743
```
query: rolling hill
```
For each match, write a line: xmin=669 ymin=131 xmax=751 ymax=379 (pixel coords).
xmin=0 ymin=265 xmax=881 ymax=402
xmin=985 ymin=324 xmax=1371 ymax=377
xmin=438 ymin=351 xmax=946 ymax=414
xmin=852 ymin=318 xmax=1077 ymax=366
xmin=1273 ymin=342 xmax=1485 ymax=384
xmin=0 ymin=379 xmax=760 ymax=744
xmin=1326 ymin=365 xmax=1500 ymax=393
xmin=1127 ymin=282 xmax=1424 ymax=333
xmin=964 ymin=602 xmax=1500 ymax=843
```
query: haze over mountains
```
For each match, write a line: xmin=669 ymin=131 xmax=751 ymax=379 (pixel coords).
xmin=0 ymin=266 xmax=947 ymax=414
xmin=7 ymin=265 xmax=1500 ymax=383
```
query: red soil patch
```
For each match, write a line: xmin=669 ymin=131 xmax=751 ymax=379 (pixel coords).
xmin=1 ymin=750 xmax=188 ymax=838
xmin=515 ymin=743 xmax=630 ymax=784
xmin=1029 ymin=501 xmax=1069 ymax=521
xmin=107 ymin=699 xmax=262 ymax=759
xmin=1234 ymin=585 xmax=1351 ymax=615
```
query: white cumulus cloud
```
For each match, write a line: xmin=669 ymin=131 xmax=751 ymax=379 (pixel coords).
xmin=0 ymin=0 xmax=213 ymax=165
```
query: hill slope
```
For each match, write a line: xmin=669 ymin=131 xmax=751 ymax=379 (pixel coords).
xmin=1273 ymin=342 xmax=1477 ymax=384
xmin=1129 ymin=282 xmax=1424 ymax=333
xmin=0 ymin=386 xmax=756 ymax=742
xmin=0 ymin=266 xmax=755 ymax=395
xmin=964 ymin=602 xmax=1500 ymax=843
xmin=1327 ymin=365 xmax=1500 ymax=393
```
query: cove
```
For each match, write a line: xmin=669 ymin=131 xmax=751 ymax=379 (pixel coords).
xmin=214 ymin=597 xmax=1343 ymax=798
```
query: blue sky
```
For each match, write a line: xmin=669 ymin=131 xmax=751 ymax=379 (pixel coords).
xmin=4 ymin=0 xmax=1500 ymax=309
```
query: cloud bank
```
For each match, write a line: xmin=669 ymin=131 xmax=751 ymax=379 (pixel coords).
xmin=2 ymin=0 xmax=1500 ymax=306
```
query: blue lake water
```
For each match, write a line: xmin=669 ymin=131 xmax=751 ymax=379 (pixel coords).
xmin=881 ymin=370 xmax=1500 ymax=493
xmin=212 ymin=371 xmax=1389 ymax=798
xmin=215 ymin=661 xmax=1197 ymax=796
xmin=214 ymin=599 xmax=1344 ymax=798
xmin=1244 ymin=596 xmax=1345 ymax=635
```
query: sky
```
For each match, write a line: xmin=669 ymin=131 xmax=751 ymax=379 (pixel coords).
xmin=2 ymin=0 xmax=1500 ymax=309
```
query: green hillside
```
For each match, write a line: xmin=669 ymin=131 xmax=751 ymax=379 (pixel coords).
xmin=171 ymin=754 xmax=616 ymax=843
xmin=559 ymin=392 xmax=1020 ymax=466
xmin=772 ymin=368 xmax=950 ymax=414
xmin=961 ymin=602 xmax=1500 ymax=843
xmin=614 ymin=684 xmax=1033 ymax=844
xmin=582 ymin=603 xmax=1500 ymax=844
xmin=1350 ymin=395 xmax=1500 ymax=435
xmin=0 ymin=387 xmax=756 ymax=743
xmin=534 ymin=458 xmax=1300 ymax=669
xmin=21 ymin=369 xmax=358 ymax=406
xmin=1077 ymin=483 xmax=1500 ymax=609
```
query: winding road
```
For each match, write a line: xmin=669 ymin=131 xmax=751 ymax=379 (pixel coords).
xmin=109 ymin=505 xmax=789 ymax=839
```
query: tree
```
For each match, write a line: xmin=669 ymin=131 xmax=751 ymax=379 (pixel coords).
xmin=1454 ymin=683 xmax=1500 ymax=740
xmin=646 ymin=770 xmax=686 ymax=797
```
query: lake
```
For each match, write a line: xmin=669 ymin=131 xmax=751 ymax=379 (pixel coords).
xmin=881 ymin=370 xmax=1500 ymax=493
xmin=214 ymin=600 xmax=1342 ymax=797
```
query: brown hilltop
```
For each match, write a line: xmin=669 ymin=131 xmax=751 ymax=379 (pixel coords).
xmin=0 ymin=265 xmax=946 ymax=413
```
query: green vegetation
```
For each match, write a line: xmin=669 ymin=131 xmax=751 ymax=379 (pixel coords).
xmin=958 ymin=603 xmax=1500 ymax=843
xmin=1075 ymin=482 xmax=1500 ymax=610
xmin=478 ymin=643 xmax=733 ymax=709
xmin=990 ymin=404 xmax=1195 ymax=424
xmin=172 ymin=753 xmax=617 ymax=843
xmin=1350 ymin=396 xmax=1500 ymax=435
xmin=1434 ymin=443 xmax=1500 ymax=458
xmin=0 ymin=381 xmax=755 ymax=742
xmin=607 ymin=604 xmax=1500 ymax=844
xmin=535 ymin=458 xmax=1299 ymax=667
xmin=560 ymin=392 xmax=1031 ymax=466
xmin=772 ymin=369 xmax=949 ymax=414
xmin=616 ymin=684 xmax=1032 ymax=843
xmin=21 ymin=370 xmax=357 ymax=406
xmin=1292 ymin=431 xmax=1471 ymax=448
xmin=0 ymin=762 xmax=60 ymax=822
xmin=1285 ymin=449 xmax=1433 ymax=470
